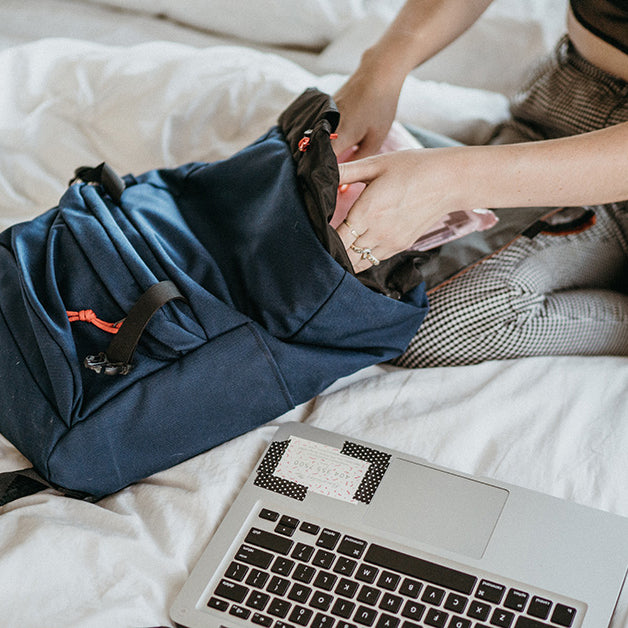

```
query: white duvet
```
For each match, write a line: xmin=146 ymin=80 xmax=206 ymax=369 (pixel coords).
xmin=0 ymin=2 xmax=626 ymax=627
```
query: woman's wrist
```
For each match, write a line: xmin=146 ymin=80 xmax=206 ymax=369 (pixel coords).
xmin=357 ymin=44 xmax=411 ymax=94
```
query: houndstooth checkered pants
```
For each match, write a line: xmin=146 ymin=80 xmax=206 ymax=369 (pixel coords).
xmin=394 ymin=36 xmax=628 ymax=368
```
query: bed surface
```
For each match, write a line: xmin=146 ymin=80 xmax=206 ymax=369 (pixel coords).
xmin=0 ymin=2 xmax=626 ymax=627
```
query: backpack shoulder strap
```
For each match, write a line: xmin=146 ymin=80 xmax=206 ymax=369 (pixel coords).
xmin=0 ymin=468 xmax=97 ymax=507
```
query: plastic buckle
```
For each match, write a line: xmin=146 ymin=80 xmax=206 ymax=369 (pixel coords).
xmin=84 ymin=352 xmax=133 ymax=376
xmin=298 ymin=130 xmax=313 ymax=152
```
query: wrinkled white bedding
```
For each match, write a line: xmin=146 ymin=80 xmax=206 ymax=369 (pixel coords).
xmin=0 ymin=2 xmax=626 ymax=627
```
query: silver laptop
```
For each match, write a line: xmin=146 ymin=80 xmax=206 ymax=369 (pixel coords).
xmin=170 ymin=422 xmax=628 ymax=628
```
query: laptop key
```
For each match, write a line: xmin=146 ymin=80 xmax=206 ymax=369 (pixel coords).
xmin=312 ymin=612 xmax=336 ymax=628
xmin=247 ymin=568 xmax=270 ymax=589
xmin=467 ymin=600 xmax=491 ymax=621
xmin=400 ymin=600 xmax=425 ymax=622
xmin=214 ymin=579 xmax=249 ymax=603
xmin=272 ymin=556 xmax=296 ymax=576
xmin=288 ymin=583 xmax=312 ymax=604
xmin=229 ymin=604 xmax=251 ymax=619
xmin=258 ymin=508 xmax=280 ymax=522
xmin=290 ymin=605 xmax=314 ymax=626
xmin=379 ymin=593 xmax=402 ymax=613
xmin=280 ymin=515 xmax=300 ymax=529
xmin=421 ymin=586 xmax=445 ymax=606
xmin=332 ymin=598 xmax=356 ymax=619
xmin=354 ymin=605 xmax=378 ymax=626
xmin=276 ymin=524 xmax=298 ymax=537
xmin=246 ymin=528 xmax=294 ymax=555
xmin=311 ymin=591 xmax=334 ymax=611
xmin=314 ymin=571 xmax=338 ymax=591
xmin=357 ymin=585 xmax=381 ymax=606
xmin=225 ymin=561 xmax=249 ymax=582
xmin=504 ymin=589 xmax=529 ymax=612
xmin=490 ymin=607 xmax=515 ymax=627
xmin=475 ymin=580 xmax=506 ymax=604
xmin=292 ymin=542 xmax=316 ymax=562
xmin=399 ymin=578 xmax=422 ymax=599
xmin=515 ymin=618 xmax=553 ymax=628
xmin=300 ymin=521 xmax=321 ymax=535
xmin=207 ymin=596 xmax=229 ymax=611
xmin=267 ymin=575 xmax=290 ymax=596
xmin=294 ymin=564 xmax=316 ymax=583
xmin=377 ymin=571 xmax=401 ymax=591
xmin=252 ymin=612 xmax=273 ymax=626
xmin=376 ymin=612 xmax=400 ymax=628
xmin=336 ymin=578 xmax=359 ymax=598
xmin=318 ymin=528 xmax=342 ymax=549
xmin=447 ymin=617 xmax=471 ymax=628
xmin=365 ymin=545 xmax=477 ymax=595
xmin=528 ymin=597 xmax=552 ymax=620
xmin=334 ymin=556 xmax=358 ymax=576
xmin=235 ymin=545 xmax=273 ymax=569
xmin=313 ymin=549 xmax=336 ymax=569
xmin=268 ymin=598 xmax=292 ymax=618
xmin=337 ymin=536 xmax=368 ymax=559
xmin=550 ymin=604 xmax=577 ymax=627
xmin=444 ymin=593 xmax=467 ymax=613
xmin=247 ymin=591 xmax=271 ymax=611
xmin=355 ymin=564 xmax=379 ymax=583
xmin=424 ymin=607 xmax=448 ymax=628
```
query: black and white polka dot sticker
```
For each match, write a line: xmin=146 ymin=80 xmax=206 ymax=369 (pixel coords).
xmin=254 ymin=439 xmax=308 ymax=501
xmin=340 ymin=441 xmax=391 ymax=504
xmin=257 ymin=439 xmax=289 ymax=475
xmin=253 ymin=437 xmax=390 ymax=503
xmin=253 ymin=472 xmax=308 ymax=501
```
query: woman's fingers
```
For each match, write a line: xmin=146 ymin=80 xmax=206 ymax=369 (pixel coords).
xmin=338 ymin=157 xmax=381 ymax=186
xmin=336 ymin=183 xmax=392 ymax=273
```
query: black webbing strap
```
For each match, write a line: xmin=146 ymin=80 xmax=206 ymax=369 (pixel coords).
xmin=70 ymin=162 xmax=126 ymax=204
xmin=0 ymin=468 xmax=95 ymax=507
xmin=84 ymin=280 xmax=187 ymax=375
xmin=522 ymin=208 xmax=596 ymax=239
xmin=0 ymin=468 xmax=51 ymax=507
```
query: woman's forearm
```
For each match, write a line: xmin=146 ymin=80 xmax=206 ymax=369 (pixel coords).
xmin=361 ymin=0 xmax=494 ymax=82
xmin=459 ymin=122 xmax=628 ymax=210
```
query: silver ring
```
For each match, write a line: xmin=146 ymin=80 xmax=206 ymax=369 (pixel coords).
xmin=343 ymin=219 xmax=362 ymax=241
xmin=349 ymin=243 xmax=380 ymax=266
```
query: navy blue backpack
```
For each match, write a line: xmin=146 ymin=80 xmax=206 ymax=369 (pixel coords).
xmin=0 ymin=89 xmax=428 ymax=505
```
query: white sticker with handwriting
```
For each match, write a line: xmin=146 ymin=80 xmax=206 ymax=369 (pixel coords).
xmin=273 ymin=436 xmax=370 ymax=503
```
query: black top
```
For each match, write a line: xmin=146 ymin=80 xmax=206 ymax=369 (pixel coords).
xmin=570 ymin=0 xmax=628 ymax=55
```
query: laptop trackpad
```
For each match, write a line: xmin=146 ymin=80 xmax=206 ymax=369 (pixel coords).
xmin=363 ymin=458 xmax=508 ymax=559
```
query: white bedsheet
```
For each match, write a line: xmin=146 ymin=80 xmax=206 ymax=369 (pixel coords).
xmin=0 ymin=2 xmax=626 ymax=627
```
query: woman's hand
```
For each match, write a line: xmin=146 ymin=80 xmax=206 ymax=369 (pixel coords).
xmin=332 ymin=57 xmax=405 ymax=160
xmin=336 ymin=147 xmax=471 ymax=272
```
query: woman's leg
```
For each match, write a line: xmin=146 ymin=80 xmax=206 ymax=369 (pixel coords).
xmin=395 ymin=204 xmax=628 ymax=367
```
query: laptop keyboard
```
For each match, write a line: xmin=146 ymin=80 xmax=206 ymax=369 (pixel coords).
xmin=205 ymin=508 xmax=579 ymax=628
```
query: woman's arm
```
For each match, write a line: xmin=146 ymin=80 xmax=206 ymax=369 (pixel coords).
xmin=333 ymin=0 xmax=494 ymax=159
xmin=338 ymin=121 xmax=628 ymax=272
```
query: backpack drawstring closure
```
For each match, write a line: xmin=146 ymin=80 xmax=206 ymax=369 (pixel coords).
xmin=66 ymin=309 xmax=123 ymax=334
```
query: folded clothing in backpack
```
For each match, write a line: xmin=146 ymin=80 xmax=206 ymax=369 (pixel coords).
xmin=0 ymin=89 xmax=428 ymax=503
